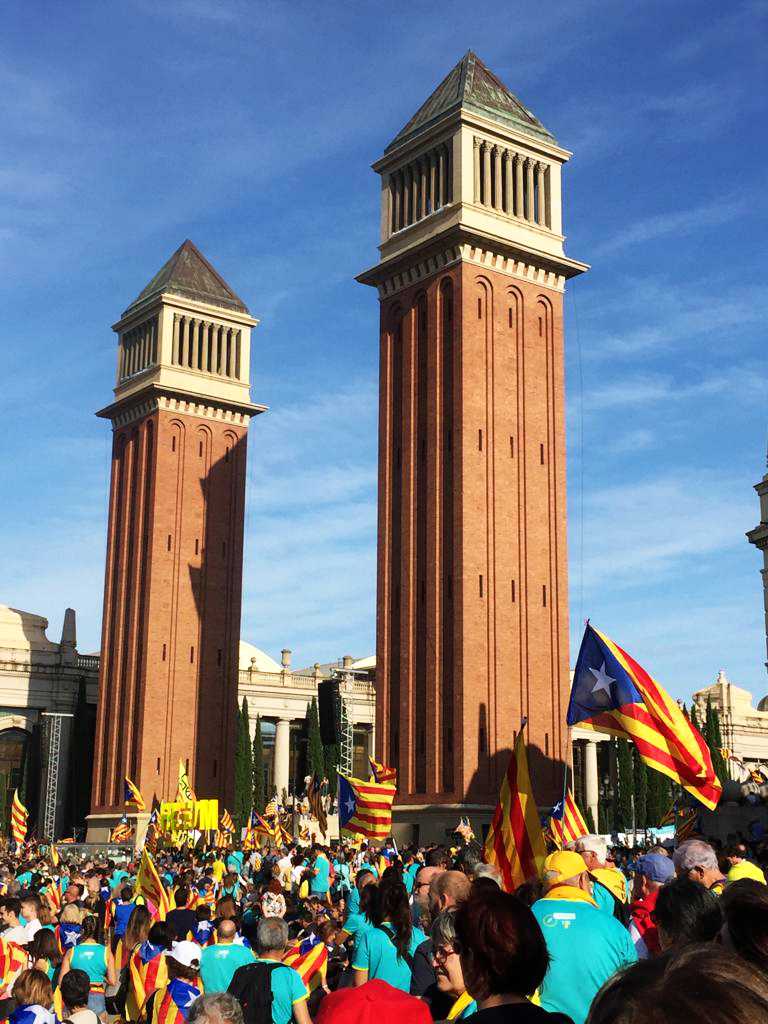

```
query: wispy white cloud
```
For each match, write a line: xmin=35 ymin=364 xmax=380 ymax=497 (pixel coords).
xmin=593 ymin=195 xmax=749 ymax=257
xmin=604 ymin=428 xmax=655 ymax=455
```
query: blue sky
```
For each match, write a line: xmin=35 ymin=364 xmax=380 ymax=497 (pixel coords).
xmin=2 ymin=1 xmax=766 ymax=703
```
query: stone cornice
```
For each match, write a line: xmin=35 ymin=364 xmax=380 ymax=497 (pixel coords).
xmin=358 ymin=226 xmax=584 ymax=299
xmin=96 ymin=384 xmax=268 ymax=430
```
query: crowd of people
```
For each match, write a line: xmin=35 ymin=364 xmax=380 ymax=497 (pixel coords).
xmin=0 ymin=828 xmax=765 ymax=1024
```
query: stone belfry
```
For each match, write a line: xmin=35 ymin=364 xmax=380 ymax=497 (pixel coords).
xmin=358 ymin=52 xmax=588 ymax=836
xmin=88 ymin=241 xmax=264 ymax=838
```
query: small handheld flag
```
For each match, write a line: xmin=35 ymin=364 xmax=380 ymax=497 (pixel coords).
xmin=368 ymin=756 xmax=397 ymax=785
xmin=111 ymin=820 xmax=134 ymax=843
xmin=220 ymin=809 xmax=235 ymax=834
xmin=568 ymin=624 xmax=722 ymax=809
xmin=10 ymin=790 xmax=28 ymax=845
xmin=124 ymin=778 xmax=146 ymax=812
xmin=484 ymin=725 xmax=547 ymax=891
xmin=338 ymin=775 xmax=395 ymax=840
xmin=548 ymin=790 xmax=588 ymax=849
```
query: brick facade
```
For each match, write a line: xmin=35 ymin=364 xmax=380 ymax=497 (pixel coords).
xmin=375 ymin=264 xmax=569 ymax=807
xmin=91 ymin=407 xmax=248 ymax=812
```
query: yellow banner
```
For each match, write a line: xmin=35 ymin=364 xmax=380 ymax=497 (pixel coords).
xmin=159 ymin=799 xmax=219 ymax=834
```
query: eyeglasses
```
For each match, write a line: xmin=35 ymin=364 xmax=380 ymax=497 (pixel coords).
xmin=432 ymin=944 xmax=458 ymax=962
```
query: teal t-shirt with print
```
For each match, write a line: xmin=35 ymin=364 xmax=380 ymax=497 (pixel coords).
xmin=253 ymin=959 xmax=307 ymax=1024
xmin=531 ymin=896 xmax=638 ymax=1024
xmin=352 ymin=922 xmax=426 ymax=992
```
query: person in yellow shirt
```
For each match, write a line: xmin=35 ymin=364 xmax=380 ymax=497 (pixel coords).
xmin=725 ymin=844 xmax=767 ymax=884
xmin=211 ymin=855 xmax=226 ymax=885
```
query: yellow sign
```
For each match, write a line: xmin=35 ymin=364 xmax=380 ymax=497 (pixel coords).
xmin=159 ymin=799 xmax=219 ymax=836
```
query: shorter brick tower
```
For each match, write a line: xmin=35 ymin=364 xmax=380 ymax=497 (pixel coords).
xmin=358 ymin=53 xmax=588 ymax=841
xmin=87 ymin=241 xmax=264 ymax=840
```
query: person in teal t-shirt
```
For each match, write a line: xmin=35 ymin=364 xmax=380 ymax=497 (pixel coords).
xmin=201 ymin=921 xmax=254 ymax=992
xmin=229 ymin=918 xmax=309 ymax=1024
xmin=531 ymin=851 xmax=638 ymax=1024
xmin=351 ymin=874 xmax=426 ymax=992
xmin=309 ymin=848 xmax=330 ymax=897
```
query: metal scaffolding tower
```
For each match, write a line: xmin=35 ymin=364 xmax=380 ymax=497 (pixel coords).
xmin=40 ymin=713 xmax=73 ymax=840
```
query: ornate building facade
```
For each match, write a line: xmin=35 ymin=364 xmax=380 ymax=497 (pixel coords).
xmin=358 ymin=51 xmax=587 ymax=838
xmin=0 ymin=604 xmax=375 ymax=838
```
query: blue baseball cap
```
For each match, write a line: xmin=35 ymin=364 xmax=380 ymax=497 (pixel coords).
xmin=635 ymin=853 xmax=675 ymax=883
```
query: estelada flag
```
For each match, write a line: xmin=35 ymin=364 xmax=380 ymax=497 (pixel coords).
xmin=567 ymin=624 xmax=722 ymax=809
xmin=10 ymin=791 xmax=27 ymax=845
xmin=338 ymin=775 xmax=395 ymax=841
xmin=149 ymin=978 xmax=202 ymax=1024
xmin=368 ymin=756 xmax=397 ymax=785
xmin=124 ymin=777 xmax=146 ymax=812
xmin=135 ymin=847 xmax=171 ymax=919
xmin=484 ymin=724 xmax=547 ymax=891
xmin=111 ymin=821 xmax=134 ymax=843
xmin=549 ymin=790 xmax=588 ymax=849
xmin=220 ymin=809 xmax=235 ymax=833
xmin=282 ymin=934 xmax=328 ymax=991
xmin=127 ymin=943 xmax=169 ymax=1021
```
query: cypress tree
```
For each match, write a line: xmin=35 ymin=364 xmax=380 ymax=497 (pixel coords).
xmin=597 ymin=800 xmax=608 ymax=835
xmin=584 ymin=806 xmax=596 ymax=834
xmin=306 ymin=699 xmax=325 ymax=780
xmin=645 ymin=764 xmax=662 ymax=827
xmin=234 ymin=698 xmax=252 ymax=829
xmin=633 ymin=746 xmax=647 ymax=830
xmin=616 ymin=739 xmax=634 ymax=831
xmin=252 ymin=714 xmax=266 ymax=815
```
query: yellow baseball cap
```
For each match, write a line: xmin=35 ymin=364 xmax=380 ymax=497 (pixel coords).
xmin=542 ymin=850 xmax=588 ymax=883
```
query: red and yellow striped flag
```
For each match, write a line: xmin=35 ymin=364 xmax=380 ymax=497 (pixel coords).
xmin=111 ymin=821 xmax=134 ymax=843
xmin=220 ymin=809 xmax=235 ymax=833
xmin=368 ymin=756 xmax=397 ymax=785
xmin=283 ymin=936 xmax=328 ymax=991
xmin=549 ymin=790 xmax=588 ymax=849
xmin=135 ymin=847 xmax=171 ymax=919
xmin=483 ymin=726 xmax=547 ymax=892
xmin=10 ymin=791 xmax=27 ymax=845
xmin=568 ymin=624 xmax=722 ymax=810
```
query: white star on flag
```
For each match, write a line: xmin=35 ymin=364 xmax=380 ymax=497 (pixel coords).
xmin=589 ymin=661 xmax=615 ymax=697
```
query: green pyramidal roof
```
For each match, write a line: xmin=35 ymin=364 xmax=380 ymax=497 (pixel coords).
xmin=385 ymin=51 xmax=555 ymax=153
xmin=125 ymin=239 xmax=249 ymax=316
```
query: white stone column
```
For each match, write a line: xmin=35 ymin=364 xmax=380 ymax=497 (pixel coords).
xmin=585 ymin=739 xmax=599 ymax=830
xmin=274 ymin=718 xmax=291 ymax=797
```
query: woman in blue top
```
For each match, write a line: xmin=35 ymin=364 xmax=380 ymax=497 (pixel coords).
xmin=59 ymin=914 xmax=116 ymax=1020
xmin=352 ymin=873 xmax=426 ymax=992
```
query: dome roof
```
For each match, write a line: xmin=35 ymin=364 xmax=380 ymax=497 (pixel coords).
xmin=238 ymin=641 xmax=282 ymax=674
xmin=758 ymin=695 xmax=768 ymax=713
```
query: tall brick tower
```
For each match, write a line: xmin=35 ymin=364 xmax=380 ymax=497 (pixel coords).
xmin=358 ymin=53 xmax=588 ymax=840
xmin=87 ymin=241 xmax=264 ymax=840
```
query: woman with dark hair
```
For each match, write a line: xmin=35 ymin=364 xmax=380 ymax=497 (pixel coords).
xmin=28 ymin=928 xmax=63 ymax=985
xmin=720 ymin=878 xmax=768 ymax=971
xmin=587 ymin=945 xmax=768 ymax=1024
xmin=124 ymin=921 xmax=174 ymax=1021
xmin=453 ymin=888 xmax=571 ymax=1022
xmin=651 ymin=878 xmax=721 ymax=951
xmin=59 ymin=915 xmax=116 ymax=1020
xmin=118 ymin=905 xmax=152 ymax=971
xmin=352 ymin=875 xmax=426 ymax=991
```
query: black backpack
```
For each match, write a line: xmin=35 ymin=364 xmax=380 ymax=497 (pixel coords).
xmin=227 ymin=961 xmax=281 ymax=1024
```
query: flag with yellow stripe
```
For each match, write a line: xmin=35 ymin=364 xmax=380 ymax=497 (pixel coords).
xmin=10 ymin=791 xmax=27 ymax=845
xmin=549 ymin=790 xmax=588 ymax=849
xmin=483 ymin=725 xmax=547 ymax=891
xmin=567 ymin=624 xmax=721 ymax=809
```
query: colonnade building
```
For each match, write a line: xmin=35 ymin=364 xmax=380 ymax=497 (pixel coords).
xmin=0 ymin=603 xmax=374 ymax=837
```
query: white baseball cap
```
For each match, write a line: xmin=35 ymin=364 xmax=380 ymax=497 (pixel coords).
xmin=170 ymin=941 xmax=202 ymax=969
